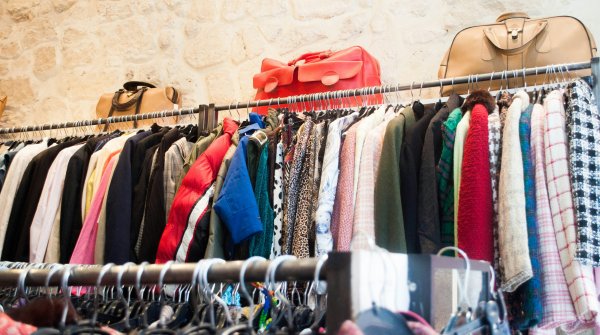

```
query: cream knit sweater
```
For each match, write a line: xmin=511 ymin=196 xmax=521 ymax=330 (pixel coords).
xmin=498 ymin=91 xmax=533 ymax=292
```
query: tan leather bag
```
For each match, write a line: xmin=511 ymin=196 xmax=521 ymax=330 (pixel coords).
xmin=438 ymin=12 xmax=597 ymax=95
xmin=95 ymin=81 xmax=181 ymax=131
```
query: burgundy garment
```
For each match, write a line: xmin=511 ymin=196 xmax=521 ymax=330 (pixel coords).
xmin=457 ymin=104 xmax=494 ymax=262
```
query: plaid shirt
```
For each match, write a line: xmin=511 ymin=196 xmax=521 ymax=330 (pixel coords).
xmin=544 ymin=90 xmax=598 ymax=322
xmin=530 ymin=103 xmax=578 ymax=329
xmin=566 ymin=79 xmax=600 ymax=266
xmin=437 ymin=108 xmax=462 ymax=246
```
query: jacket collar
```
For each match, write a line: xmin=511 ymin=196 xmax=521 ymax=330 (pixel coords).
xmin=222 ymin=117 xmax=239 ymax=136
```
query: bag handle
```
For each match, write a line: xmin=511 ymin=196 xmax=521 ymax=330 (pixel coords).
xmin=104 ymin=88 xmax=148 ymax=131
xmin=483 ymin=20 xmax=547 ymax=55
xmin=496 ymin=12 xmax=530 ymax=22
xmin=288 ymin=50 xmax=332 ymax=66
xmin=123 ymin=81 xmax=156 ymax=91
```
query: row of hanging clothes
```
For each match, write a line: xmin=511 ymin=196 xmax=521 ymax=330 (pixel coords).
xmin=0 ymin=67 xmax=599 ymax=334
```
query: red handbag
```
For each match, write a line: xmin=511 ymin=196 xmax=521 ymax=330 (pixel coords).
xmin=253 ymin=46 xmax=382 ymax=114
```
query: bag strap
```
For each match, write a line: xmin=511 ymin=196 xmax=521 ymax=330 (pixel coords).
xmin=104 ymin=88 xmax=147 ymax=131
xmin=166 ymin=87 xmax=179 ymax=104
xmin=123 ymin=81 xmax=156 ymax=90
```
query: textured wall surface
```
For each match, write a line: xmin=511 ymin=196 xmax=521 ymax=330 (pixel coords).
xmin=0 ymin=0 xmax=599 ymax=128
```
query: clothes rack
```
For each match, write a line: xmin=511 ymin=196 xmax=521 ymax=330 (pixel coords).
xmin=0 ymin=258 xmax=324 ymax=287
xmin=0 ymin=253 xmax=492 ymax=334
xmin=0 ymin=58 xmax=597 ymax=135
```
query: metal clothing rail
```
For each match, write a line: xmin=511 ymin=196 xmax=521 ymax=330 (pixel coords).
xmin=0 ymin=258 xmax=325 ymax=287
xmin=0 ymin=58 xmax=597 ymax=135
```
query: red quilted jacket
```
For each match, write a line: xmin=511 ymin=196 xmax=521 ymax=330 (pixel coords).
xmin=155 ymin=118 xmax=238 ymax=263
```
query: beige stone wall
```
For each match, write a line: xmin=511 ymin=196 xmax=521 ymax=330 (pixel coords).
xmin=1 ymin=0 xmax=599 ymax=128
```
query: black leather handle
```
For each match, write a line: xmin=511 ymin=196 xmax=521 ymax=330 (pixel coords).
xmin=111 ymin=88 xmax=146 ymax=111
xmin=123 ymin=81 xmax=156 ymax=91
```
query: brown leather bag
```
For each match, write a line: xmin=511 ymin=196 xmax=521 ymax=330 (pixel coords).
xmin=95 ymin=81 xmax=181 ymax=131
xmin=438 ymin=12 xmax=597 ymax=95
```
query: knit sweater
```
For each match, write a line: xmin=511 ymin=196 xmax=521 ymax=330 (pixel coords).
xmin=498 ymin=91 xmax=532 ymax=292
xmin=457 ymin=104 xmax=493 ymax=262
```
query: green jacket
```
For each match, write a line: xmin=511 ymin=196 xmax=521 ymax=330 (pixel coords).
xmin=374 ymin=106 xmax=416 ymax=252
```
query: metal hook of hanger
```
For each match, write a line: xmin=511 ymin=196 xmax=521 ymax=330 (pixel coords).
xmin=467 ymin=74 xmax=472 ymax=95
xmin=44 ymin=264 xmax=63 ymax=297
xmin=410 ymin=82 xmax=415 ymax=102
xmin=156 ymin=260 xmax=174 ymax=329
xmin=488 ymin=264 xmax=497 ymax=297
xmin=134 ymin=262 xmax=149 ymax=328
xmin=266 ymin=256 xmax=296 ymax=328
xmin=16 ymin=267 xmax=32 ymax=302
xmin=59 ymin=265 xmax=73 ymax=331
xmin=565 ymin=63 xmax=574 ymax=82
xmin=313 ymin=254 xmax=328 ymax=295
xmin=116 ymin=262 xmax=135 ymax=329
xmin=437 ymin=247 xmax=471 ymax=308
xmin=92 ymin=263 xmax=115 ymax=327
xmin=201 ymin=259 xmax=233 ymax=326
xmin=239 ymin=256 xmax=266 ymax=326
xmin=488 ymin=71 xmax=494 ymax=91
xmin=559 ymin=64 xmax=567 ymax=84
xmin=418 ymin=80 xmax=424 ymax=101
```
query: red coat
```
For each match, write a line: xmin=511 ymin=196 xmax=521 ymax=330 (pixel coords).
xmin=457 ymin=104 xmax=493 ymax=262
xmin=155 ymin=118 xmax=238 ymax=263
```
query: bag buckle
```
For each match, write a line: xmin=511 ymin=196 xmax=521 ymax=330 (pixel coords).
xmin=510 ymin=28 xmax=522 ymax=39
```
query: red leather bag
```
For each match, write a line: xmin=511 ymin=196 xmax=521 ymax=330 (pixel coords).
xmin=253 ymin=46 xmax=382 ymax=114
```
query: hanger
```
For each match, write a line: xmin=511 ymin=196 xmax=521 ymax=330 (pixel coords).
xmin=181 ymin=259 xmax=226 ymax=335
xmin=105 ymin=262 xmax=136 ymax=332
xmin=436 ymin=247 xmax=507 ymax=335
xmin=353 ymin=241 xmax=412 ymax=335
xmin=180 ymin=260 xmax=210 ymax=334
xmin=69 ymin=263 xmax=115 ymax=335
xmin=262 ymin=255 xmax=297 ymax=334
xmin=221 ymin=256 xmax=266 ymax=335
xmin=140 ymin=261 xmax=177 ymax=335
xmin=202 ymin=259 xmax=233 ymax=329
xmin=304 ymin=255 xmax=328 ymax=333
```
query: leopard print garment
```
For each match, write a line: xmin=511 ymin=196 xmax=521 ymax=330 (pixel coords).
xmin=292 ymin=120 xmax=317 ymax=258
xmin=283 ymin=121 xmax=312 ymax=254
xmin=270 ymin=141 xmax=284 ymax=259
xmin=281 ymin=123 xmax=298 ymax=255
